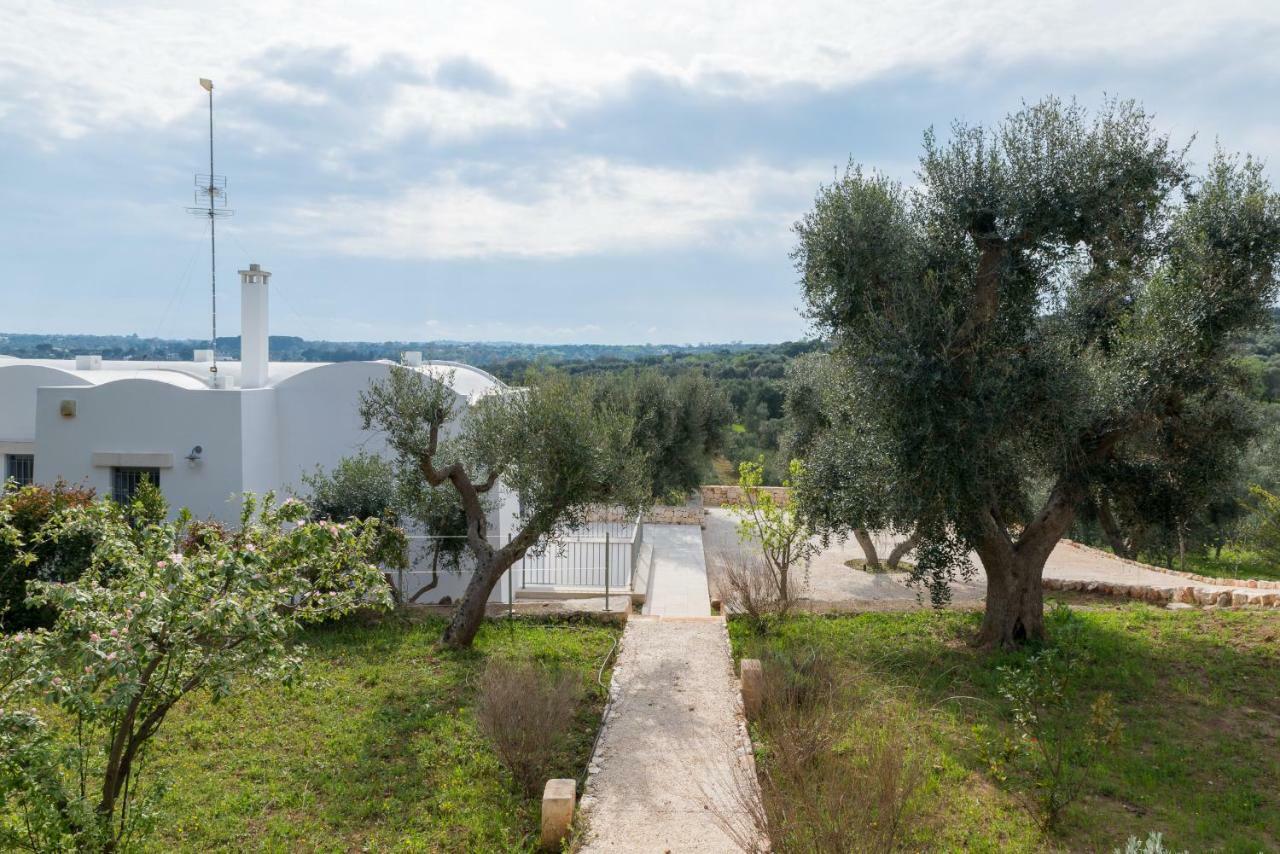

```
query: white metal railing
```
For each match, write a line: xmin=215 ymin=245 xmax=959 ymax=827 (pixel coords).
xmin=393 ymin=513 xmax=646 ymax=603
xmin=518 ymin=513 xmax=644 ymax=592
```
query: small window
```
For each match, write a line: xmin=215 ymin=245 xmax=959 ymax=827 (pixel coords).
xmin=111 ymin=467 xmax=160 ymax=504
xmin=5 ymin=454 xmax=34 ymax=488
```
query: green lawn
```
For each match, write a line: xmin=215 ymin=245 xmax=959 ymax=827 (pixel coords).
xmin=144 ymin=615 xmax=619 ymax=852
xmin=730 ymin=603 xmax=1280 ymax=853
xmin=1162 ymin=546 xmax=1280 ymax=582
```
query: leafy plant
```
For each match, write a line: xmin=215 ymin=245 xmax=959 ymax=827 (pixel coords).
xmin=0 ymin=481 xmax=97 ymax=631
xmin=1239 ymin=484 xmax=1280 ymax=565
xmin=1116 ymin=831 xmax=1186 ymax=854
xmin=989 ymin=607 xmax=1122 ymax=833
xmin=0 ymin=492 xmax=392 ymax=852
xmin=728 ymin=458 xmax=817 ymax=606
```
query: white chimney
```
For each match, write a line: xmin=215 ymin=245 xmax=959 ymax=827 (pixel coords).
xmin=403 ymin=351 xmax=423 ymax=367
xmin=238 ymin=263 xmax=271 ymax=389
xmin=74 ymin=354 xmax=102 ymax=370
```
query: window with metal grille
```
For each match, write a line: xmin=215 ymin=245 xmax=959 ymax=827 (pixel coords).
xmin=4 ymin=454 xmax=34 ymax=488
xmin=111 ymin=467 xmax=160 ymax=504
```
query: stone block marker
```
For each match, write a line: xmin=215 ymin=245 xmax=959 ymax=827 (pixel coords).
xmin=541 ymin=778 xmax=576 ymax=851
xmin=740 ymin=658 xmax=763 ymax=720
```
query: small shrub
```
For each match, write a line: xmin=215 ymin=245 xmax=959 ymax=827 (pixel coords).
xmin=720 ymin=648 xmax=926 ymax=854
xmin=475 ymin=659 xmax=582 ymax=796
xmin=713 ymin=552 xmax=799 ymax=631
xmin=0 ymin=480 xmax=97 ymax=631
xmin=989 ymin=606 xmax=1122 ymax=833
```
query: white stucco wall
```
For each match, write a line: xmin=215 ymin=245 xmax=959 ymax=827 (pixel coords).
xmin=273 ymin=361 xmax=402 ymax=495
xmin=35 ymin=380 xmax=246 ymax=521
xmin=239 ymin=389 xmax=279 ymax=498
xmin=0 ymin=365 xmax=90 ymax=442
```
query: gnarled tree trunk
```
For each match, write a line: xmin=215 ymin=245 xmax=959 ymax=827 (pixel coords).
xmin=886 ymin=531 xmax=919 ymax=570
xmin=440 ymin=555 xmax=513 ymax=648
xmin=972 ymin=481 xmax=1081 ymax=649
xmin=853 ymin=529 xmax=881 ymax=570
xmin=1094 ymin=493 xmax=1136 ymax=560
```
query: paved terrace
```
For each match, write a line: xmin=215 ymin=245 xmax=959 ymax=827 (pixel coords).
xmin=701 ymin=507 xmax=1268 ymax=608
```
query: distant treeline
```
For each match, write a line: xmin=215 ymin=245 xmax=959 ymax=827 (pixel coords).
xmin=0 ymin=332 xmax=775 ymax=367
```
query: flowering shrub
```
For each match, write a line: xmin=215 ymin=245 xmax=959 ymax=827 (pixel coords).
xmin=0 ymin=481 xmax=97 ymax=631
xmin=0 ymin=492 xmax=392 ymax=852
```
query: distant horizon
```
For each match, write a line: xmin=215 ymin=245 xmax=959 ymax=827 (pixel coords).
xmin=0 ymin=330 xmax=799 ymax=350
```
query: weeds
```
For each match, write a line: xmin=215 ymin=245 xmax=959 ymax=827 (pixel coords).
xmin=720 ymin=644 xmax=927 ymax=853
xmin=475 ymin=658 xmax=582 ymax=796
xmin=713 ymin=552 xmax=804 ymax=631
xmin=984 ymin=605 xmax=1122 ymax=833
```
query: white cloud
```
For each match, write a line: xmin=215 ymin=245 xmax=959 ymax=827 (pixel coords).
xmin=2 ymin=0 xmax=1277 ymax=141
xmin=273 ymin=157 xmax=822 ymax=259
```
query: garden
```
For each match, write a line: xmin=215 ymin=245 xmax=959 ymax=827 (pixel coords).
xmin=728 ymin=601 xmax=1280 ymax=853
xmin=143 ymin=616 xmax=617 ymax=852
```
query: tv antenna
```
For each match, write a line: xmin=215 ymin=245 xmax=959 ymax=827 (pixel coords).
xmin=186 ymin=77 xmax=234 ymax=377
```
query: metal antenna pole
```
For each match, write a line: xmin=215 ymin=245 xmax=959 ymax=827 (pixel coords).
xmin=187 ymin=78 xmax=233 ymax=382
xmin=207 ymin=84 xmax=217 ymax=375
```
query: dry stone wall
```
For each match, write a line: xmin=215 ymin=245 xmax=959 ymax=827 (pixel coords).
xmin=1043 ymin=576 xmax=1280 ymax=608
xmin=700 ymin=485 xmax=791 ymax=507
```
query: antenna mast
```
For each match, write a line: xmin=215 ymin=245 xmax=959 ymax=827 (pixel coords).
xmin=186 ymin=78 xmax=233 ymax=378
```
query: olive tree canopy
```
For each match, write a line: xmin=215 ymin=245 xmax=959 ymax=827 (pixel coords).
xmin=360 ymin=368 xmax=648 ymax=648
xmin=792 ymin=97 xmax=1280 ymax=648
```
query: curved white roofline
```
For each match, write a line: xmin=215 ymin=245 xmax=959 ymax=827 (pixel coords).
xmin=0 ymin=355 xmax=508 ymax=396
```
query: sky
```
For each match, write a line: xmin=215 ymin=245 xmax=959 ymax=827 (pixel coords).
xmin=2 ymin=1 xmax=1279 ymax=345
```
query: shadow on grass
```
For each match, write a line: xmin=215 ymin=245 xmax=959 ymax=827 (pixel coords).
xmin=730 ymin=603 xmax=1280 ymax=852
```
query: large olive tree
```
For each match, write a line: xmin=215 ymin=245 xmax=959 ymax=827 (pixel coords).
xmin=359 ymin=368 xmax=648 ymax=648
xmin=793 ymin=97 xmax=1280 ymax=648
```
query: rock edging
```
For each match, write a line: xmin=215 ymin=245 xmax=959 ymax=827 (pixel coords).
xmin=1043 ymin=576 xmax=1280 ymax=608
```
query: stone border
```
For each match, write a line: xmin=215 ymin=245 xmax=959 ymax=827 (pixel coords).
xmin=1061 ymin=539 xmax=1280 ymax=590
xmin=575 ymin=625 xmax=628 ymax=836
xmin=1043 ymin=576 xmax=1280 ymax=608
xmin=588 ymin=504 xmax=704 ymax=525
xmin=700 ymin=484 xmax=791 ymax=507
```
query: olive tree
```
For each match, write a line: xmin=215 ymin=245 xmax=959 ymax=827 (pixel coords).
xmin=793 ymin=97 xmax=1280 ymax=647
xmin=359 ymin=368 xmax=648 ymax=648
xmin=592 ymin=367 xmax=733 ymax=500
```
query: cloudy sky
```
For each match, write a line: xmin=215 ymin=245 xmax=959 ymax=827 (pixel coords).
xmin=2 ymin=1 xmax=1279 ymax=344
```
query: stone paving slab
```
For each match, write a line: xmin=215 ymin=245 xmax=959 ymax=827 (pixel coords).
xmin=702 ymin=507 xmax=1270 ymax=608
xmin=578 ymin=616 xmax=761 ymax=853
xmin=643 ymin=524 xmax=714 ymax=617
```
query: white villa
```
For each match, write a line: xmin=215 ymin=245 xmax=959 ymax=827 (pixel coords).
xmin=0 ymin=263 xmax=524 ymax=603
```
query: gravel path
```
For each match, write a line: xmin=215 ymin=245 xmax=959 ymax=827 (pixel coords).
xmin=702 ymin=507 xmax=1263 ymax=608
xmin=578 ymin=616 xmax=760 ymax=853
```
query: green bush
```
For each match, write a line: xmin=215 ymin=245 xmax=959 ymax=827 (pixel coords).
xmin=0 ymin=481 xmax=96 ymax=631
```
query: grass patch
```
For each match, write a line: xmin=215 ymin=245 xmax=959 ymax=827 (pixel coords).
xmin=1157 ymin=547 xmax=1280 ymax=582
xmin=729 ymin=603 xmax=1280 ymax=852
xmin=143 ymin=614 xmax=619 ymax=852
